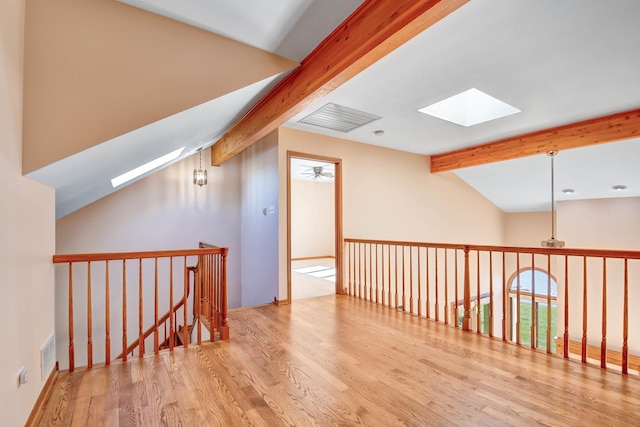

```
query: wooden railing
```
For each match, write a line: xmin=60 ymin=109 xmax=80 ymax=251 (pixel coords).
xmin=53 ymin=246 xmax=228 ymax=372
xmin=345 ymin=238 xmax=640 ymax=376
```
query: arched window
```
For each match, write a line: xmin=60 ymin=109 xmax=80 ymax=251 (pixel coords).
xmin=509 ymin=269 xmax=558 ymax=352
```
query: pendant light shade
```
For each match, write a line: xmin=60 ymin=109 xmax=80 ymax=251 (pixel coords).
xmin=193 ymin=148 xmax=208 ymax=186
xmin=541 ymin=150 xmax=565 ymax=248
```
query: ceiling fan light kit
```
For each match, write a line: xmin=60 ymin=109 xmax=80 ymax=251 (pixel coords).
xmin=300 ymin=165 xmax=334 ymax=181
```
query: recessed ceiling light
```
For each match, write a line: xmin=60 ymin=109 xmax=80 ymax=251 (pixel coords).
xmin=373 ymin=130 xmax=384 ymax=136
xmin=111 ymin=146 xmax=185 ymax=188
xmin=612 ymin=184 xmax=627 ymax=191
xmin=418 ymin=88 xmax=520 ymax=127
xmin=561 ymin=188 xmax=575 ymax=194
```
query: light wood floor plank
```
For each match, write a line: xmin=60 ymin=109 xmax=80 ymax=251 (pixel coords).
xmin=35 ymin=295 xmax=640 ymax=426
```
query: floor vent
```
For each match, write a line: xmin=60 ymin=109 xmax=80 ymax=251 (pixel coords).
xmin=298 ymin=103 xmax=381 ymax=132
xmin=41 ymin=333 xmax=55 ymax=380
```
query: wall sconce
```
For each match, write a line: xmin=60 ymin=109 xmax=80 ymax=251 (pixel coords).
xmin=193 ymin=148 xmax=208 ymax=186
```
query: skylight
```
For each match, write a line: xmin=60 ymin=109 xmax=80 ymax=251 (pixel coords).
xmin=111 ymin=147 xmax=185 ymax=188
xmin=418 ymin=88 xmax=520 ymax=127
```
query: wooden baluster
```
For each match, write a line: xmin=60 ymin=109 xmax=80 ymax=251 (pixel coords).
xmin=454 ymin=249 xmax=459 ymax=328
xmin=441 ymin=248 xmax=445 ymax=322
xmin=385 ymin=245 xmax=389 ymax=307
xmin=581 ymin=256 xmax=587 ymax=364
xmin=380 ymin=245 xmax=388 ymax=305
xmin=139 ymin=258 xmax=144 ymax=358
xmin=408 ymin=246 xmax=413 ymax=313
xmin=563 ymin=255 xmax=569 ymax=359
xmin=211 ymin=255 xmax=216 ymax=341
xmin=401 ymin=245 xmax=406 ymax=312
xmin=197 ymin=258 xmax=202 ymax=345
xmin=105 ymin=260 xmax=111 ymax=365
xmin=154 ymin=257 xmax=159 ymax=355
xmin=476 ymin=251 xmax=480 ymax=333
xmin=68 ymin=262 xmax=75 ymax=372
xmin=169 ymin=258 xmax=174 ymax=351
xmin=516 ymin=253 xmax=521 ymax=345
xmin=220 ymin=251 xmax=229 ymax=339
xmin=601 ymin=257 xmax=607 ymax=369
xmin=418 ymin=247 xmax=422 ymax=317
xmin=369 ymin=243 xmax=373 ymax=302
xmin=546 ymin=254 xmax=551 ymax=354
xmin=362 ymin=244 xmax=367 ymax=300
xmin=502 ymin=252 xmax=507 ymax=341
xmin=489 ymin=251 xmax=493 ymax=338
xmin=426 ymin=247 xmax=430 ymax=319
xmin=357 ymin=243 xmax=361 ymax=299
xmin=462 ymin=246 xmax=471 ymax=332
xmin=622 ymin=258 xmax=629 ymax=374
xmin=347 ymin=242 xmax=352 ymax=296
xmin=375 ymin=244 xmax=379 ymax=304
xmin=87 ymin=261 xmax=93 ymax=369
xmin=394 ymin=245 xmax=399 ymax=310
xmin=122 ymin=260 xmax=127 ymax=362
xmin=183 ymin=256 xmax=188 ymax=348
xmin=531 ymin=254 xmax=536 ymax=349
xmin=435 ymin=248 xmax=439 ymax=322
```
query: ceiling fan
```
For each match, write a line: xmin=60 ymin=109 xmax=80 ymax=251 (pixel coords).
xmin=300 ymin=165 xmax=334 ymax=180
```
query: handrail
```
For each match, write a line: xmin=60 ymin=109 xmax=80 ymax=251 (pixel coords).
xmin=345 ymin=237 xmax=640 ymax=376
xmin=344 ymin=238 xmax=640 ymax=260
xmin=53 ymin=246 xmax=229 ymax=372
xmin=53 ymin=247 xmax=227 ymax=263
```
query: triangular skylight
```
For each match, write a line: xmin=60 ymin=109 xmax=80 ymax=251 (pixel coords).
xmin=418 ymin=88 xmax=520 ymax=127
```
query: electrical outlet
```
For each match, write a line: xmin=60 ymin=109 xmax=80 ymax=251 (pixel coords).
xmin=18 ymin=367 xmax=28 ymax=387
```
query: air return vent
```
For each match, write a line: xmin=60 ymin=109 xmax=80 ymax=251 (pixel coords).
xmin=298 ymin=103 xmax=381 ymax=132
xmin=41 ymin=333 xmax=55 ymax=380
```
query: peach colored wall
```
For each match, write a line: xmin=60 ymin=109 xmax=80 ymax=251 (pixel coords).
xmin=55 ymin=149 xmax=242 ymax=368
xmin=558 ymin=198 xmax=640 ymax=250
xmin=22 ymin=0 xmax=296 ymax=173
xmin=277 ymin=127 xmax=506 ymax=300
xmin=504 ymin=211 xmax=550 ymax=247
xmin=291 ymin=179 xmax=335 ymax=259
xmin=0 ymin=0 xmax=56 ymax=423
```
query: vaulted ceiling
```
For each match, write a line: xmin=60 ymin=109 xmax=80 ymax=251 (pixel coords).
xmin=24 ymin=0 xmax=640 ymax=217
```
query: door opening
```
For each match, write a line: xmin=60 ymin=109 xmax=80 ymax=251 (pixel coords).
xmin=287 ymin=151 xmax=343 ymax=303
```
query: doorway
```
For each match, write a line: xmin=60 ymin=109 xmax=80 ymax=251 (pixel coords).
xmin=287 ymin=151 xmax=343 ymax=303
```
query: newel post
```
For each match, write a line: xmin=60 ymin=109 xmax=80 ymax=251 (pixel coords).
xmin=220 ymin=250 xmax=229 ymax=340
xmin=463 ymin=246 xmax=471 ymax=332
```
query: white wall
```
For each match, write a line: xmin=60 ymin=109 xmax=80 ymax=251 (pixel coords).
xmin=291 ymin=179 xmax=335 ymax=259
xmin=240 ymin=131 xmax=280 ymax=306
xmin=278 ymin=127 xmax=506 ymax=300
xmin=0 ymin=0 xmax=56 ymax=424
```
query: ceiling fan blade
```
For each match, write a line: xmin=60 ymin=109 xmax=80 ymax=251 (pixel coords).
xmin=321 ymin=172 xmax=334 ymax=177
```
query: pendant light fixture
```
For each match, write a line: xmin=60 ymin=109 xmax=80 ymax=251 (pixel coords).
xmin=541 ymin=150 xmax=565 ymax=248
xmin=193 ymin=148 xmax=208 ymax=187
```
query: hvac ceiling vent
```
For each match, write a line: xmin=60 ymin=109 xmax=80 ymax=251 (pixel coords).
xmin=298 ymin=103 xmax=381 ymax=132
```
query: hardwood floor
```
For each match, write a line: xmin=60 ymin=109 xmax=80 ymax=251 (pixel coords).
xmin=35 ymin=295 xmax=640 ymax=426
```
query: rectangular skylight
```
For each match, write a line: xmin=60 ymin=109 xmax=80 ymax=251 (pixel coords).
xmin=418 ymin=88 xmax=520 ymax=127
xmin=111 ymin=146 xmax=185 ymax=188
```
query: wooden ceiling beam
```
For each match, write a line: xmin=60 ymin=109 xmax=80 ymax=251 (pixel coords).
xmin=430 ymin=108 xmax=640 ymax=173
xmin=210 ymin=0 xmax=469 ymax=166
